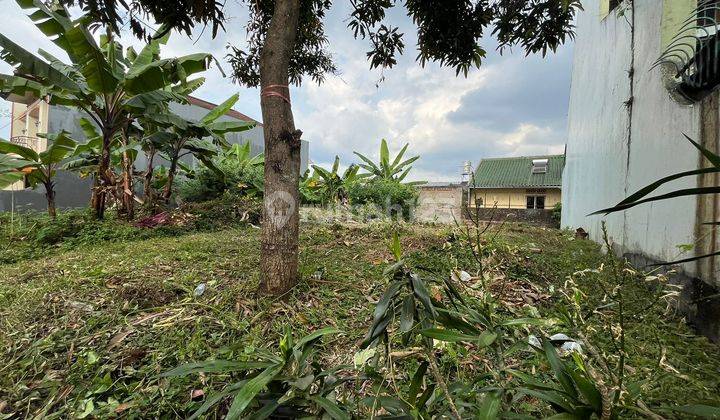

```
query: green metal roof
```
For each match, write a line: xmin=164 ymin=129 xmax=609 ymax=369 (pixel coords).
xmin=471 ymin=155 xmax=565 ymax=188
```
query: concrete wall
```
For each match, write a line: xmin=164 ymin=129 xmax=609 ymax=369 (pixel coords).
xmin=471 ymin=188 xmax=561 ymax=209
xmin=562 ymin=0 xmax=702 ymax=277
xmin=416 ymin=185 xmax=464 ymax=223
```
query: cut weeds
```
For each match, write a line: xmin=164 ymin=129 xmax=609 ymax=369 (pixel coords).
xmin=0 ymin=216 xmax=718 ymax=418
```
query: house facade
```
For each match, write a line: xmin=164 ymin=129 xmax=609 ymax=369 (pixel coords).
xmin=0 ymin=96 xmax=309 ymax=212
xmin=561 ymin=0 xmax=720 ymax=339
xmin=469 ymin=155 xmax=563 ymax=226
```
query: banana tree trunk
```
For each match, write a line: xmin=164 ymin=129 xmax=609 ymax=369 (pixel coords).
xmin=257 ymin=0 xmax=302 ymax=296
xmin=144 ymin=148 xmax=156 ymax=209
xmin=163 ymin=152 xmax=179 ymax=202
xmin=121 ymin=148 xmax=134 ymax=220
xmin=93 ymin=132 xmax=113 ymax=219
xmin=45 ymin=181 xmax=56 ymax=219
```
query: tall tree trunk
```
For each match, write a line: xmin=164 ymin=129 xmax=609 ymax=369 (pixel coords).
xmin=45 ymin=181 xmax=56 ymax=219
xmin=144 ymin=148 xmax=156 ymax=209
xmin=257 ymin=0 xmax=302 ymax=296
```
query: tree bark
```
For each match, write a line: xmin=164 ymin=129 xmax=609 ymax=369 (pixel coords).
xmin=257 ymin=0 xmax=302 ymax=296
xmin=45 ymin=182 xmax=56 ymax=219
xmin=163 ymin=152 xmax=179 ymax=201
xmin=93 ymin=132 xmax=113 ymax=219
xmin=143 ymin=147 xmax=156 ymax=209
xmin=121 ymin=148 xmax=135 ymax=220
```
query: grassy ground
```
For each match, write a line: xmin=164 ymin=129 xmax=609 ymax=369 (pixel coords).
xmin=0 ymin=214 xmax=718 ymax=418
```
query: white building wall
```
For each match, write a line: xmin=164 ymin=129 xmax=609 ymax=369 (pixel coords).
xmin=562 ymin=0 xmax=702 ymax=276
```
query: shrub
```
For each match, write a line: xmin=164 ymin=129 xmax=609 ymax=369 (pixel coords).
xmin=347 ymin=179 xmax=419 ymax=220
xmin=551 ymin=202 xmax=561 ymax=225
xmin=177 ymin=159 xmax=264 ymax=203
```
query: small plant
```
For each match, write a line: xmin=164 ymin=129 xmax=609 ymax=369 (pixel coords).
xmin=0 ymin=132 xmax=77 ymax=218
xmin=162 ymin=327 xmax=350 ymax=419
xmin=515 ymin=338 xmax=605 ymax=419
xmin=178 ymin=141 xmax=264 ymax=203
xmin=311 ymin=155 xmax=364 ymax=205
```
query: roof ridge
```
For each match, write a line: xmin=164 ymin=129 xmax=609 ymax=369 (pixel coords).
xmin=479 ymin=154 xmax=564 ymax=162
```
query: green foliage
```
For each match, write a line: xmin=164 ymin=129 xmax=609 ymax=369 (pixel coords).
xmin=163 ymin=327 xmax=350 ymax=419
xmin=347 ymin=178 xmax=419 ymax=220
xmin=551 ymin=202 xmax=562 ymax=224
xmin=311 ymin=156 xmax=364 ymax=205
xmin=515 ymin=339 xmax=604 ymax=419
xmin=353 ymin=139 xmax=420 ymax=183
xmin=178 ymin=142 xmax=264 ymax=203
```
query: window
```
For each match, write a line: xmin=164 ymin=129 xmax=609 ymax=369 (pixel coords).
xmin=475 ymin=197 xmax=484 ymax=208
xmin=526 ymin=196 xmax=546 ymax=209
xmin=665 ymin=0 xmax=720 ymax=101
xmin=601 ymin=0 xmax=622 ymax=20
xmin=531 ymin=159 xmax=548 ymax=174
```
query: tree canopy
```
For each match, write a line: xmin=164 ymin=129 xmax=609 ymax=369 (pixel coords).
xmin=58 ymin=0 xmax=582 ymax=86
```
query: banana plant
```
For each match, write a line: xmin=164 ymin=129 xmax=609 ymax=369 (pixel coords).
xmin=353 ymin=139 xmax=422 ymax=184
xmin=299 ymin=168 xmax=322 ymax=205
xmin=311 ymin=156 xmax=364 ymax=205
xmin=162 ymin=327 xmax=350 ymax=419
xmin=146 ymin=93 xmax=256 ymax=201
xmin=0 ymin=0 xmax=216 ymax=218
xmin=0 ymin=132 xmax=77 ymax=218
xmin=217 ymin=141 xmax=265 ymax=169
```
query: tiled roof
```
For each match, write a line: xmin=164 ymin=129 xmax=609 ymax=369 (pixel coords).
xmin=471 ymin=155 xmax=564 ymax=188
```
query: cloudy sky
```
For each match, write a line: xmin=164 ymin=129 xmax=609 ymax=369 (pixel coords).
xmin=0 ymin=0 xmax=572 ymax=181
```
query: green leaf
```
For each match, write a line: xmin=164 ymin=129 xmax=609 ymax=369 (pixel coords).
xmin=663 ymin=404 xmax=720 ymax=418
xmin=400 ymin=294 xmax=415 ymax=333
xmin=380 ymin=138 xmax=390 ymax=171
xmin=309 ymin=396 xmax=349 ymax=420
xmin=389 ymin=231 xmax=402 ymax=260
xmin=541 ymin=339 xmax=578 ymax=400
xmin=408 ymin=361 xmax=428 ymax=406
xmin=411 ymin=274 xmax=438 ymax=318
xmin=500 ymin=318 xmax=557 ymax=327
xmin=594 ymin=186 xmax=720 ymax=215
xmin=160 ymin=360 xmax=275 ymax=377
xmin=293 ymin=327 xmax=341 ymax=352
xmin=205 ymin=120 xmax=255 ymax=135
xmin=685 ymin=133 xmax=720 ymax=167
xmin=188 ymin=380 xmax=248 ymax=420
xmin=420 ymin=328 xmax=498 ymax=346
xmin=568 ymin=367 xmax=602 ymax=414
xmin=517 ymin=388 xmax=575 ymax=413
xmin=62 ymin=24 xmax=119 ymax=93
xmin=0 ymin=139 xmax=39 ymax=161
xmin=38 ymin=131 xmax=77 ymax=164
xmin=225 ymin=363 xmax=284 ymax=418
xmin=591 ymin=167 xmax=720 ymax=215
xmin=0 ymin=33 xmax=79 ymax=91
xmin=477 ymin=391 xmax=502 ymax=420
xmin=247 ymin=400 xmax=280 ymax=420
xmin=200 ymin=93 xmax=239 ymax=125
xmin=0 ymin=171 xmax=27 ymax=188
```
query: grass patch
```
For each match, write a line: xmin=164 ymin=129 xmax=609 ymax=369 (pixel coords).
xmin=0 ymin=216 xmax=718 ymax=418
